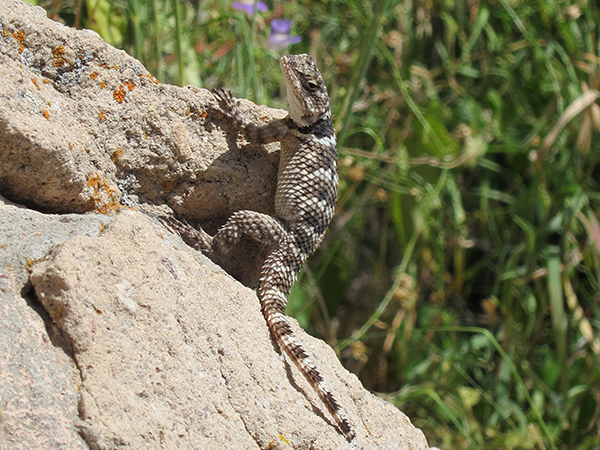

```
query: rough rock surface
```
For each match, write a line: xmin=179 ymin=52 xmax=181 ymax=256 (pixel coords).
xmin=0 ymin=0 xmax=279 ymax=284
xmin=0 ymin=0 xmax=280 ymax=220
xmin=0 ymin=1 xmax=429 ymax=449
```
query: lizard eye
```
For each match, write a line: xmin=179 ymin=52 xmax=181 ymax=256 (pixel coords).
xmin=300 ymin=75 xmax=319 ymax=93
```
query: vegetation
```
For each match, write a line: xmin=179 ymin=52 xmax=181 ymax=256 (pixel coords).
xmin=31 ymin=0 xmax=600 ymax=448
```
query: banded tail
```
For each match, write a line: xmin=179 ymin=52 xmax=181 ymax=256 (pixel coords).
xmin=258 ymin=245 xmax=355 ymax=441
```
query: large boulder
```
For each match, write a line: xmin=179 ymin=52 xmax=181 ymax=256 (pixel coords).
xmin=0 ymin=1 xmax=429 ymax=449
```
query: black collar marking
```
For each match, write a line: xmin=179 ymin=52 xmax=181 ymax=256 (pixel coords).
xmin=289 ymin=117 xmax=334 ymax=139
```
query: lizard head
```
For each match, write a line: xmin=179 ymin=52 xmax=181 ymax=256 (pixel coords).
xmin=280 ymin=54 xmax=330 ymax=127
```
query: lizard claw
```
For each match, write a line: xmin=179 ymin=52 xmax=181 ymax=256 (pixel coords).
xmin=159 ymin=216 xmax=213 ymax=254
xmin=211 ymin=88 xmax=238 ymax=114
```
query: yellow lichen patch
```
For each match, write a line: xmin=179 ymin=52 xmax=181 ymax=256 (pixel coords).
xmin=42 ymin=110 xmax=49 ymax=120
xmin=25 ymin=257 xmax=44 ymax=273
xmin=100 ymin=81 xmax=106 ymax=89
xmin=113 ymin=85 xmax=126 ymax=103
xmin=12 ymin=30 xmax=25 ymax=53
xmin=31 ymin=78 xmax=41 ymax=90
xmin=266 ymin=435 xmax=291 ymax=450
xmin=90 ymin=71 xmax=98 ymax=80
xmin=42 ymin=78 xmax=51 ymax=84
xmin=98 ymin=111 xmax=107 ymax=121
xmin=25 ymin=259 xmax=35 ymax=272
xmin=125 ymin=81 xmax=135 ymax=91
xmin=86 ymin=173 xmax=120 ymax=214
xmin=52 ymin=45 xmax=66 ymax=67
xmin=110 ymin=148 xmax=124 ymax=163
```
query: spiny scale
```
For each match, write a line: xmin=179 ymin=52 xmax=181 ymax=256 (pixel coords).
xmin=170 ymin=54 xmax=354 ymax=441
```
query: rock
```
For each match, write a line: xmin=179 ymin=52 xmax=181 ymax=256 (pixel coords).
xmin=0 ymin=196 xmax=110 ymax=449
xmin=0 ymin=1 xmax=429 ymax=449
xmin=0 ymin=0 xmax=280 ymax=222
xmin=0 ymin=0 xmax=281 ymax=286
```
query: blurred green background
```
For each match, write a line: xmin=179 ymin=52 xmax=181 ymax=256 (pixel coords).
xmin=30 ymin=0 xmax=600 ymax=448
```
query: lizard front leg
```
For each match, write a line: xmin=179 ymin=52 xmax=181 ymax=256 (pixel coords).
xmin=212 ymin=88 xmax=293 ymax=145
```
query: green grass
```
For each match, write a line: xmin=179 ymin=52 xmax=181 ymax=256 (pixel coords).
xmin=33 ymin=0 xmax=600 ymax=448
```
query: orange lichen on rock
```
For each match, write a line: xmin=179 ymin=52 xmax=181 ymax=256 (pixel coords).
xmin=42 ymin=79 xmax=51 ymax=84
xmin=98 ymin=111 xmax=107 ymax=121
xmin=86 ymin=173 xmax=120 ymax=214
xmin=113 ymin=85 xmax=126 ymax=103
xmin=90 ymin=71 xmax=98 ymax=80
xmin=31 ymin=78 xmax=41 ymax=90
xmin=42 ymin=110 xmax=49 ymax=120
xmin=52 ymin=45 xmax=66 ymax=67
xmin=140 ymin=73 xmax=159 ymax=84
xmin=100 ymin=81 xmax=106 ymax=89
xmin=12 ymin=30 xmax=25 ymax=53
xmin=113 ymin=82 xmax=134 ymax=102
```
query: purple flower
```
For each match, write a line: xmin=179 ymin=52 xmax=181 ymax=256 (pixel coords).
xmin=232 ymin=0 xmax=268 ymax=15
xmin=268 ymin=19 xmax=301 ymax=51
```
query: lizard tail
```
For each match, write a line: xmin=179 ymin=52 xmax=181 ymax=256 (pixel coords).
xmin=258 ymin=247 xmax=355 ymax=441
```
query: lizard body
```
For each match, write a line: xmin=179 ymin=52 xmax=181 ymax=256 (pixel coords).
xmin=170 ymin=54 xmax=354 ymax=440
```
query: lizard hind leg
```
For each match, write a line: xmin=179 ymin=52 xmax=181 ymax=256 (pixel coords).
xmin=211 ymin=210 xmax=289 ymax=254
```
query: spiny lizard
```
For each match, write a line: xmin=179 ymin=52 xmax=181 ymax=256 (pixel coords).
xmin=167 ymin=54 xmax=354 ymax=441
